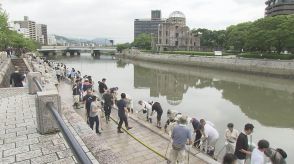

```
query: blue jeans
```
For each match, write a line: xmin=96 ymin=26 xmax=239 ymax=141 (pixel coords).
xmin=89 ymin=116 xmax=99 ymax=133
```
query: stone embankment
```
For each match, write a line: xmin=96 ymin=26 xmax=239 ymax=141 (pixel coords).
xmin=121 ymin=49 xmax=294 ymax=78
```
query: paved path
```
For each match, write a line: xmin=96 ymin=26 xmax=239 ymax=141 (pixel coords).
xmin=0 ymin=87 xmax=98 ymax=164
xmin=58 ymin=82 xmax=207 ymax=164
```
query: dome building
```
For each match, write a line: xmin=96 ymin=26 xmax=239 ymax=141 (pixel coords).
xmin=265 ymin=0 xmax=294 ymax=16
xmin=153 ymin=11 xmax=200 ymax=52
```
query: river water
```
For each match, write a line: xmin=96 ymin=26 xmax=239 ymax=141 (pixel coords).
xmin=56 ymin=53 xmax=294 ymax=163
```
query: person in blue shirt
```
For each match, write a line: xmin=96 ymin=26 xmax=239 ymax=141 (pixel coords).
xmin=116 ymin=93 xmax=132 ymax=133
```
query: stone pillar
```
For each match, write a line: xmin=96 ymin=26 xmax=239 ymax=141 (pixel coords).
xmin=27 ymin=72 xmax=42 ymax=94
xmin=36 ymin=90 xmax=61 ymax=134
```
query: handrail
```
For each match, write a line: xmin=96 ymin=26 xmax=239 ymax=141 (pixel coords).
xmin=46 ymin=102 xmax=92 ymax=164
xmin=32 ymin=78 xmax=92 ymax=164
xmin=32 ymin=77 xmax=43 ymax=91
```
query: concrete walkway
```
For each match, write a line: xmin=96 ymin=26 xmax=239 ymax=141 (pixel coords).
xmin=58 ymin=82 xmax=207 ymax=164
xmin=0 ymin=87 xmax=98 ymax=164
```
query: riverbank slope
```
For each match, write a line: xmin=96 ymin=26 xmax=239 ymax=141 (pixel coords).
xmin=120 ymin=50 xmax=294 ymax=78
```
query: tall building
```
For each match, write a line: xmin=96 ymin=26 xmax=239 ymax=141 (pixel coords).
xmin=134 ymin=10 xmax=165 ymax=39
xmin=265 ymin=0 xmax=294 ymax=16
xmin=14 ymin=16 xmax=37 ymax=41
xmin=154 ymin=11 xmax=200 ymax=51
xmin=36 ymin=24 xmax=48 ymax=45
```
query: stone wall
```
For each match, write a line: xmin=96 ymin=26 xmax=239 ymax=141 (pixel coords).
xmin=121 ymin=50 xmax=294 ymax=78
xmin=0 ymin=52 xmax=14 ymax=87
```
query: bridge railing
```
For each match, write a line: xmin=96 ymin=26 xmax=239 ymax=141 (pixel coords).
xmin=30 ymin=76 xmax=92 ymax=164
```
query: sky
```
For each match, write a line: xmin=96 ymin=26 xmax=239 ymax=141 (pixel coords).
xmin=0 ymin=0 xmax=265 ymax=43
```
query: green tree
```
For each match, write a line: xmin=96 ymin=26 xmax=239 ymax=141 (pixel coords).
xmin=192 ymin=28 xmax=226 ymax=49
xmin=116 ymin=43 xmax=131 ymax=53
xmin=226 ymin=22 xmax=252 ymax=52
xmin=0 ymin=10 xmax=38 ymax=52
xmin=132 ymin=33 xmax=151 ymax=50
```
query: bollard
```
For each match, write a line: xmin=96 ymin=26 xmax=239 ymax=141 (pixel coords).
xmin=36 ymin=90 xmax=61 ymax=134
xmin=27 ymin=72 xmax=42 ymax=94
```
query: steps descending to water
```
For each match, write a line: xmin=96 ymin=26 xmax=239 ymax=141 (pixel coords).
xmin=11 ymin=59 xmax=29 ymax=75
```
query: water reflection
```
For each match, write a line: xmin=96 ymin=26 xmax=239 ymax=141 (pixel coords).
xmin=133 ymin=61 xmax=294 ymax=128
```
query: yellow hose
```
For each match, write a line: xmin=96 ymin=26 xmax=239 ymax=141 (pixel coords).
xmin=109 ymin=116 xmax=170 ymax=161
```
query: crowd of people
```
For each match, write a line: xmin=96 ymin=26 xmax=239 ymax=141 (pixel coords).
xmin=9 ymin=54 xmax=287 ymax=164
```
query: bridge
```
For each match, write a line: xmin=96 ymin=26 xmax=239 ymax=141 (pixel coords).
xmin=37 ymin=46 xmax=117 ymax=57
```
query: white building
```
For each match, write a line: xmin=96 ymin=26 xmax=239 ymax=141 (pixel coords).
xmin=9 ymin=22 xmax=30 ymax=38
xmin=47 ymin=35 xmax=57 ymax=45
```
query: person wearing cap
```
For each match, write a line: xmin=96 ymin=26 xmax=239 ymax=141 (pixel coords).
xmin=225 ymin=123 xmax=239 ymax=154
xmin=10 ymin=66 xmax=25 ymax=87
xmin=190 ymin=118 xmax=202 ymax=148
xmin=251 ymin=139 xmax=270 ymax=164
xmin=170 ymin=116 xmax=192 ymax=164
xmin=89 ymin=96 xmax=102 ymax=134
xmin=200 ymin=119 xmax=219 ymax=156
xmin=117 ymin=93 xmax=132 ymax=133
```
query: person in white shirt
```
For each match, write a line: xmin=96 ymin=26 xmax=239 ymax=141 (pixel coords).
xmin=251 ymin=139 xmax=270 ymax=164
xmin=200 ymin=119 xmax=219 ymax=156
xmin=138 ymin=100 xmax=152 ymax=123
xmin=225 ymin=123 xmax=239 ymax=154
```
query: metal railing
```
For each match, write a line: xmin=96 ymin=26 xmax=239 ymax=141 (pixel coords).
xmin=33 ymin=78 xmax=92 ymax=164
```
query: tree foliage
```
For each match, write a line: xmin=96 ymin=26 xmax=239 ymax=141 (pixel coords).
xmin=192 ymin=28 xmax=226 ymax=50
xmin=116 ymin=43 xmax=131 ymax=53
xmin=226 ymin=15 xmax=294 ymax=53
xmin=132 ymin=33 xmax=151 ymax=50
xmin=0 ymin=10 xmax=39 ymax=52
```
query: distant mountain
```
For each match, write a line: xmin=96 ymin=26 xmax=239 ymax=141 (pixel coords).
xmin=54 ymin=35 xmax=111 ymax=46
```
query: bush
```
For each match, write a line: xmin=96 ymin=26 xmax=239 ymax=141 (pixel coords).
xmin=237 ymin=53 xmax=294 ymax=60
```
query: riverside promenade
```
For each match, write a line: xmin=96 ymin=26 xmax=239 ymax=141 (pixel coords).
xmin=0 ymin=52 xmax=216 ymax=164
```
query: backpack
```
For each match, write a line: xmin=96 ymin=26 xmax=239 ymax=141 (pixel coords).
xmin=276 ymin=148 xmax=287 ymax=159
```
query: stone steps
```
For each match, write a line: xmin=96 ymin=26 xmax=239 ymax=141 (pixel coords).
xmin=11 ymin=59 xmax=29 ymax=75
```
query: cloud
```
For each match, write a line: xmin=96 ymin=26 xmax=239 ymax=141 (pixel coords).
xmin=1 ymin=0 xmax=266 ymax=43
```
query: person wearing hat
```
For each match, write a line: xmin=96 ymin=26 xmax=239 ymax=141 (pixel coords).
xmin=170 ymin=116 xmax=192 ymax=164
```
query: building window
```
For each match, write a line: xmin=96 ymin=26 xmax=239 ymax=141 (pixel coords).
xmin=159 ymin=31 xmax=162 ymax=36
xmin=175 ymin=41 xmax=178 ymax=46
xmin=175 ymin=26 xmax=178 ymax=29
xmin=159 ymin=39 xmax=162 ymax=44
xmin=166 ymin=31 xmax=168 ymax=36
xmin=176 ymin=33 xmax=179 ymax=38
xmin=166 ymin=39 xmax=168 ymax=44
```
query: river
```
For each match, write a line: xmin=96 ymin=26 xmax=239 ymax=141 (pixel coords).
xmin=55 ymin=53 xmax=294 ymax=163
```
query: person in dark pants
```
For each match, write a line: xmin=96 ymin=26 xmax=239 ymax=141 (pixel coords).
xmin=82 ymin=89 xmax=94 ymax=124
xmin=234 ymin=123 xmax=254 ymax=164
xmin=190 ymin=118 xmax=202 ymax=148
xmin=10 ymin=67 xmax=25 ymax=87
xmin=117 ymin=93 xmax=132 ymax=133
xmin=98 ymin=78 xmax=108 ymax=94
xmin=89 ymin=96 xmax=101 ymax=134
xmin=150 ymin=101 xmax=163 ymax=128
xmin=102 ymin=90 xmax=114 ymax=123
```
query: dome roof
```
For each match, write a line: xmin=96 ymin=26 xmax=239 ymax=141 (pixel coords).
xmin=169 ymin=11 xmax=185 ymax=18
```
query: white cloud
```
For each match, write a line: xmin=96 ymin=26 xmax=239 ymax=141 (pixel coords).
xmin=1 ymin=0 xmax=265 ymax=43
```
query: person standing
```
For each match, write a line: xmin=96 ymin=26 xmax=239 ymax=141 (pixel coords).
xmin=190 ymin=118 xmax=202 ymax=148
xmin=234 ymin=123 xmax=254 ymax=164
xmin=225 ymin=123 xmax=239 ymax=154
xmin=89 ymin=96 xmax=101 ymax=134
xmin=72 ymin=80 xmax=81 ymax=109
xmin=102 ymin=90 xmax=114 ymax=123
xmin=117 ymin=93 xmax=132 ymax=133
xmin=170 ymin=116 xmax=192 ymax=164
xmin=98 ymin=78 xmax=108 ymax=96
xmin=83 ymin=89 xmax=94 ymax=124
xmin=150 ymin=101 xmax=163 ymax=128
xmin=200 ymin=119 xmax=219 ymax=156
xmin=10 ymin=67 xmax=25 ymax=87
xmin=251 ymin=139 xmax=269 ymax=164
